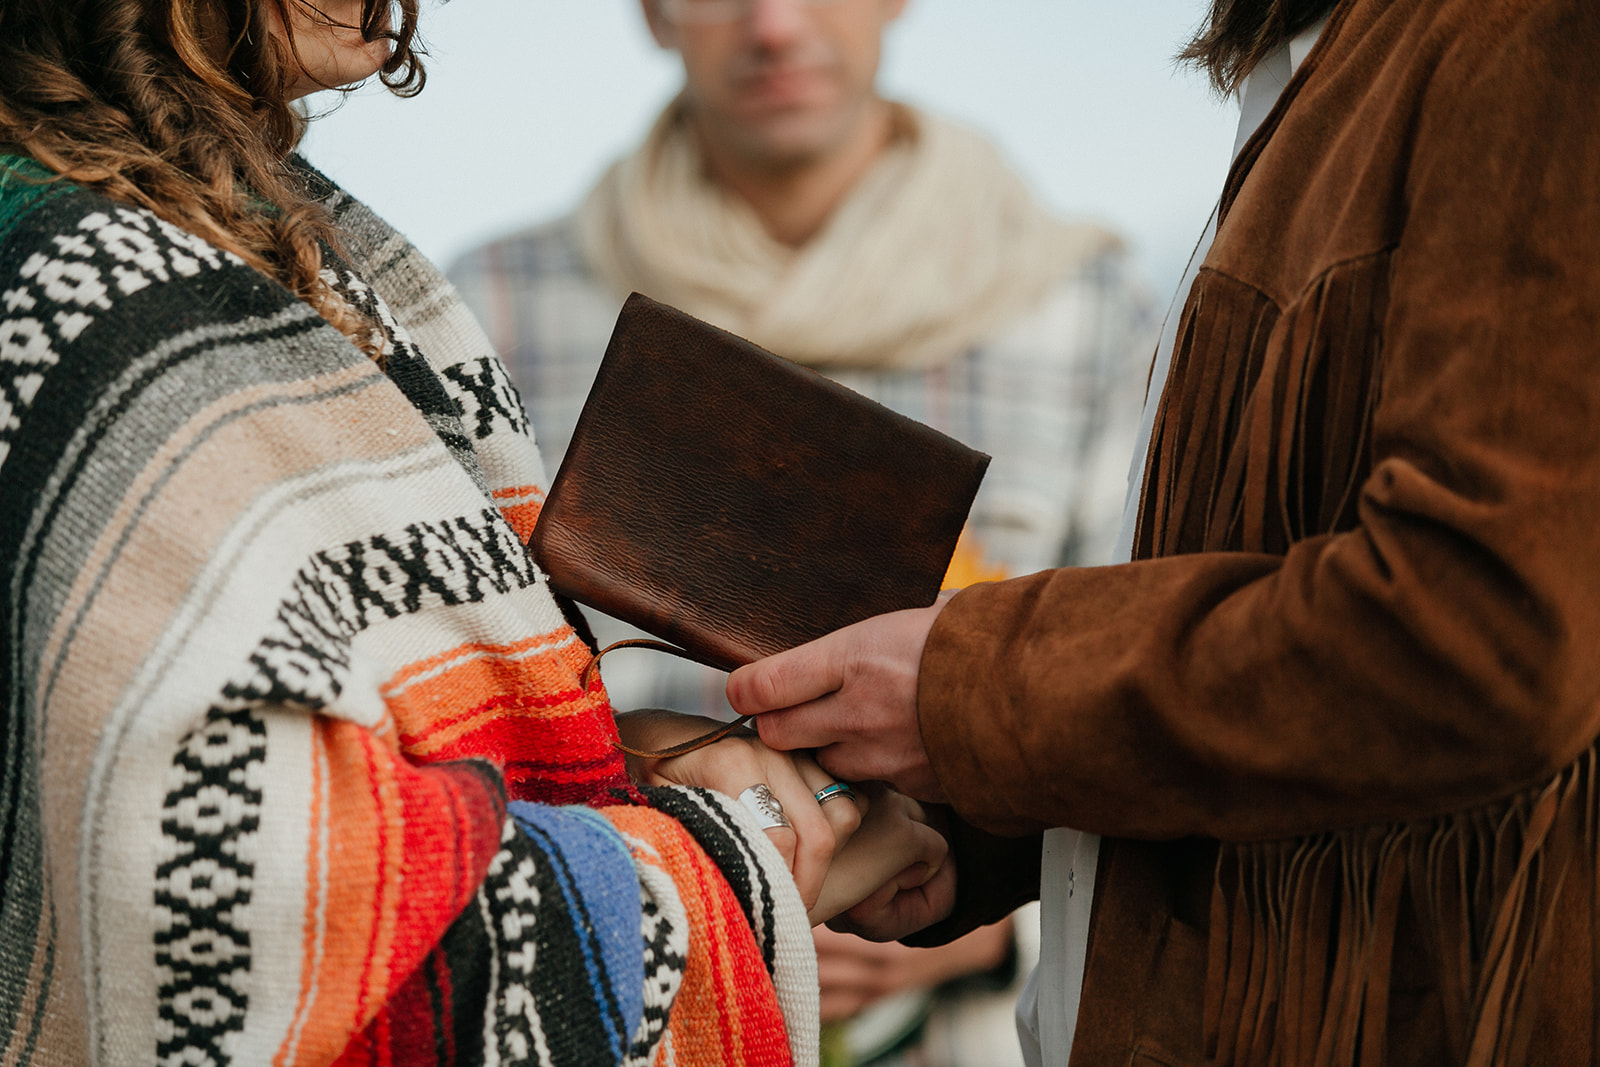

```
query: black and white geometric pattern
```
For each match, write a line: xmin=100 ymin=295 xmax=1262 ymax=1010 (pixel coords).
xmin=0 ymin=205 xmax=240 ymax=473
xmin=153 ymin=705 xmax=267 ymax=1067
xmin=623 ymin=853 xmax=687 ymax=1067
xmin=644 ymin=786 xmax=780 ymax=973
xmin=477 ymin=821 xmax=547 ymax=1067
xmin=222 ymin=507 xmax=541 ymax=710
xmin=441 ymin=356 xmax=532 ymax=442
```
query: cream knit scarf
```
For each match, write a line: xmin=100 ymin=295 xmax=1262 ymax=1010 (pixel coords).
xmin=576 ymin=100 xmax=1118 ymax=370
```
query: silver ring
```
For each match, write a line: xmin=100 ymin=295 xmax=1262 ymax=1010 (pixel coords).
xmin=738 ymin=784 xmax=789 ymax=829
xmin=813 ymin=782 xmax=857 ymax=806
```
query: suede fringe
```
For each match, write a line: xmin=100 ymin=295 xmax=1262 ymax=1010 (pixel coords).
xmin=1205 ymin=747 xmax=1596 ymax=1066
xmin=1137 ymin=254 xmax=1597 ymax=1063
xmin=1138 ymin=258 xmax=1388 ymax=561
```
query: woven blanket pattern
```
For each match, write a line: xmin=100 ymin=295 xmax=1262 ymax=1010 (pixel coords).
xmin=0 ymin=157 xmax=810 ymax=1067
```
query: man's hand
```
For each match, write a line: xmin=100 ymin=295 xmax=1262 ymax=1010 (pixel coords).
xmin=807 ymin=783 xmax=947 ymax=926
xmin=826 ymin=846 xmax=957 ymax=942
xmin=726 ymin=597 xmax=952 ymax=802
xmin=616 ymin=709 xmax=861 ymax=913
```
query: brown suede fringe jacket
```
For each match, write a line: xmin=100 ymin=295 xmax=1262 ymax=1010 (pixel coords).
xmin=910 ymin=0 xmax=1600 ymax=1063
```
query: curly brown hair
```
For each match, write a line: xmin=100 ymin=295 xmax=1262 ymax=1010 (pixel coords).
xmin=0 ymin=0 xmax=425 ymax=357
xmin=1181 ymin=0 xmax=1343 ymax=94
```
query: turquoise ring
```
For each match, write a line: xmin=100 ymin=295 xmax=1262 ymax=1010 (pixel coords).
xmin=813 ymin=782 xmax=857 ymax=806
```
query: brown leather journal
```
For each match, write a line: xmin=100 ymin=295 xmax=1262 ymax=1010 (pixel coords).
xmin=531 ymin=292 xmax=990 ymax=674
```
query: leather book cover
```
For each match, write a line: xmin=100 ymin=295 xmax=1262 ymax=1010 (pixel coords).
xmin=531 ymin=293 xmax=991 ymax=673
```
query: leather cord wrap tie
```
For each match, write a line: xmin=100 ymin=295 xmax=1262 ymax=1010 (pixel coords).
xmin=584 ymin=639 xmax=755 ymax=759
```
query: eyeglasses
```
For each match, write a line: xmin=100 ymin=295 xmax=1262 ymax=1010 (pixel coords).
xmin=659 ymin=0 xmax=846 ymax=26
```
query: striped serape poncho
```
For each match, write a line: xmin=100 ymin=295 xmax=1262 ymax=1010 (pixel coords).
xmin=0 ymin=155 xmax=817 ymax=1067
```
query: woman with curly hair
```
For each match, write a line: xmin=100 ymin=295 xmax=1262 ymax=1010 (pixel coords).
xmin=0 ymin=2 xmax=945 ymax=1064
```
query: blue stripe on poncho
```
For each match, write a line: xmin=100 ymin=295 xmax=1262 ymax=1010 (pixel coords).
xmin=507 ymin=801 xmax=644 ymax=1063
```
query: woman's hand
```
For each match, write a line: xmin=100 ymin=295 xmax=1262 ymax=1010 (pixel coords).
xmin=616 ymin=708 xmax=862 ymax=913
xmin=807 ymin=782 xmax=949 ymax=926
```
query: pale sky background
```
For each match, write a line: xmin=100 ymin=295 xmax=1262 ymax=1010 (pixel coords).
xmin=300 ymin=0 xmax=1241 ymax=302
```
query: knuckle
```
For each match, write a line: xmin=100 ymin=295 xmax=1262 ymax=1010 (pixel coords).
xmin=754 ymin=712 xmax=784 ymax=747
xmin=728 ymin=668 xmax=770 ymax=714
xmin=828 ymin=802 xmax=863 ymax=838
xmin=763 ymin=665 xmax=796 ymax=709
xmin=758 ymin=657 xmax=804 ymax=711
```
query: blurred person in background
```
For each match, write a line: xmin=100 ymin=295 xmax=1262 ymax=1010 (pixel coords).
xmin=449 ymin=0 xmax=1152 ymax=1063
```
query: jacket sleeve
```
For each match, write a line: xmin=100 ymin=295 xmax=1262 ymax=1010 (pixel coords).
xmin=916 ymin=0 xmax=1600 ymax=844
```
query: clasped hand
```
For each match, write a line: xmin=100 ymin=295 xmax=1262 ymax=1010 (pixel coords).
xmin=725 ymin=597 xmax=962 ymax=939
xmin=616 ymin=708 xmax=948 ymax=927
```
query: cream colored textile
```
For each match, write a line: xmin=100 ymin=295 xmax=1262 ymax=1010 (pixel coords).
xmin=576 ymin=100 xmax=1118 ymax=370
